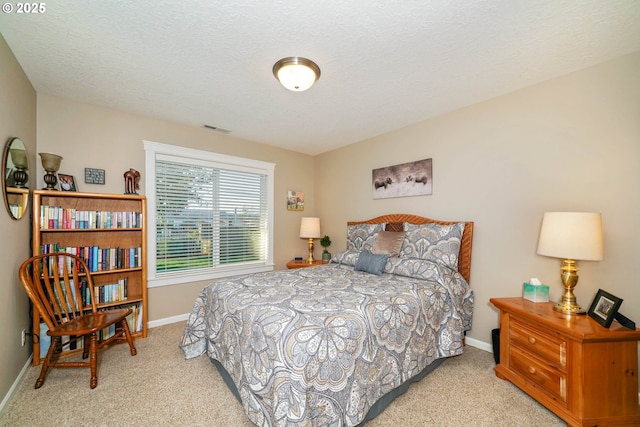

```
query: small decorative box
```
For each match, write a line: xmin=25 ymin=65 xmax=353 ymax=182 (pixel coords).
xmin=523 ymin=281 xmax=549 ymax=303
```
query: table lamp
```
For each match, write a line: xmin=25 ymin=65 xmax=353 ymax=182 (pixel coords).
xmin=300 ymin=217 xmax=321 ymax=263
xmin=39 ymin=153 xmax=63 ymax=190
xmin=536 ymin=212 xmax=603 ymax=314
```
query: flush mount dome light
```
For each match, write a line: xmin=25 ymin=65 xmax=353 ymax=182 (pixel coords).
xmin=273 ymin=57 xmax=321 ymax=92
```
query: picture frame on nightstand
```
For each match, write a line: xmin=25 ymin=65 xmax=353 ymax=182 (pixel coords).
xmin=588 ymin=289 xmax=622 ymax=328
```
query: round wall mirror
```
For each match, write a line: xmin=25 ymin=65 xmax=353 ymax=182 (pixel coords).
xmin=2 ymin=137 xmax=30 ymax=220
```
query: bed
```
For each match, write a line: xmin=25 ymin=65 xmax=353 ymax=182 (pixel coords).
xmin=180 ymin=213 xmax=474 ymax=426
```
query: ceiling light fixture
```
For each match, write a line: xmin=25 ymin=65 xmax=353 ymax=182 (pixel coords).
xmin=273 ymin=57 xmax=321 ymax=92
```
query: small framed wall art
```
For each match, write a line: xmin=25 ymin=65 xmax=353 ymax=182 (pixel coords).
xmin=287 ymin=190 xmax=304 ymax=211
xmin=84 ymin=167 xmax=105 ymax=184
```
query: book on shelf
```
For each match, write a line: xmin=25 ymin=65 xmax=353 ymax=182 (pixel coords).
xmin=100 ymin=324 xmax=116 ymax=341
xmin=135 ymin=302 xmax=143 ymax=332
xmin=39 ymin=322 xmax=50 ymax=359
xmin=121 ymin=302 xmax=143 ymax=333
xmin=38 ymin=323 xmax=84 ymax=357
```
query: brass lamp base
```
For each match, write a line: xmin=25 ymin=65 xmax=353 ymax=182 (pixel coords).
xmin=553 ymin=258 xmax=586 ymax=315
xmin=306 ymin=238 xmax=315 ymax=263
xmin=554 ymin=300 xmax=586 ymax=315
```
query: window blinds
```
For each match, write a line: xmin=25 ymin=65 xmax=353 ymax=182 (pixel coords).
xmin=155 ymin=159 xmax=268 ymax=275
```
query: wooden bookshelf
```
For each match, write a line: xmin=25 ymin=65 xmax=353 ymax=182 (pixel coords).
xmin=31 ymin=190 xmax=147 ymax=366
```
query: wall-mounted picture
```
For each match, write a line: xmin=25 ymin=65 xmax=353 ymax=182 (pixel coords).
xmin=85 ymin=167 xmax=105 ymax=184
xmin=287 ymin=190 xmax=304 ymax=211
xmin=372 ymin=158 xmax=432 ymax=199
xmin=58 ymin=173 xmax=78 ymax=192
xmin=587 ymin=289 xmax=622 ymax=328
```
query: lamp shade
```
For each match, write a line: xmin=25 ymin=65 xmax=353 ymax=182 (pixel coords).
xmin=300 ymin=217 xmax=321 ymax=239
xmin=10 ymin=149 xmax=28 ymax=169
xmin=39 ymin=153 xmax=63 ymax=172
xmin=273 ymin=57 xmax=320 ymax=92
xmin=537 ymin=212 xmax=603 ymax=261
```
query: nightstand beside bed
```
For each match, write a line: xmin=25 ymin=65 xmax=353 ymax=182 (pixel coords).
xmin=490 ymin=297 xmax=640 ymax=427
xmin=286 ymin=259 xmax=328 ymax=269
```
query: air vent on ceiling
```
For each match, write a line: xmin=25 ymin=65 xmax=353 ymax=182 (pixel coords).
xmin=203 ymin=124 xmax=231 ymax=134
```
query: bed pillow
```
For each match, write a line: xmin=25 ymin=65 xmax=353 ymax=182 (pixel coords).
xmin=400 ymin=222 xmax=465 ymax=271
xmin=371 ymin=230 xmax=406 ymax=257
xmin=384 ymin=257 xmax=436 ymax=280
xmin=354 ymin=250 xmax=389 ymax=275
xmin=330 ymin=250 xmax=360 ymax=266
xmin=346 ymin=223 xmax=385 ymax=251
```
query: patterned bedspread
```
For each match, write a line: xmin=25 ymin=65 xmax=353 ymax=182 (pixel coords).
xmin=180 ymin=262 xmax=473 ymax=427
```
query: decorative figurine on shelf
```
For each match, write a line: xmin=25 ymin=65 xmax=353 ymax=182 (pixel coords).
xmin=124 ymin=168 xmax=140 ymax=194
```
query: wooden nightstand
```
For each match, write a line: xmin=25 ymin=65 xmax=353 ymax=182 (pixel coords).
xmin=490 ymin=297 xmax=640 ymax=426
xmin=286 ymin=259 xmax=328 ymax=269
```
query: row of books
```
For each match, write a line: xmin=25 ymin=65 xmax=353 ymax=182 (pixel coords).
xmin=9 ymin=203 xmax=23 ymax=218
xmin=95 ymin=278 xmax=129 ymax=304
xmin=40 ymin=205 xmax=142 ymax=230
xmin=50 ymin=277 xmax=129 ymax=311
xmin=39 ymin=302 xmax=143 ymax=359
xmin=40 ymin=244 xmax=142 ymax=272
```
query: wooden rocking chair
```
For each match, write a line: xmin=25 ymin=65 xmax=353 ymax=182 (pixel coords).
xmin=18 ymin=252 xmax=137 ymax=389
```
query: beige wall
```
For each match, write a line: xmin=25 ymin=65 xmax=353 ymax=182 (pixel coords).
xmin=315 ymin=51 xmax=640 ymax=349
xmin=0 ymin=35 xmax=36 ymax=404
xmin=36 ymin=94 xmax=316 ymax=321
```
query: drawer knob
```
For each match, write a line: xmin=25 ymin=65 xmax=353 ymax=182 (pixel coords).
xmin=528 ymin=336 xmax=536 ymax=344
xmin=528 ymin=366 xmax=536 ymax=374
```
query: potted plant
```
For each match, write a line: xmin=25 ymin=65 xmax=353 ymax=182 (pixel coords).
xmin=320 ymin=235 xmax=332 ymax=261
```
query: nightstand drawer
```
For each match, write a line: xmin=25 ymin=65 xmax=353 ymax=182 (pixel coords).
xmin=510 ymin=345 xmax=566 ymax=403
xmin=510 ymin=318 xmax=566 ymax=369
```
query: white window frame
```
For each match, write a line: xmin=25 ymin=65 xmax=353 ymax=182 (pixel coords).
xmin=143 ymin=140 xmax=275 ymax=288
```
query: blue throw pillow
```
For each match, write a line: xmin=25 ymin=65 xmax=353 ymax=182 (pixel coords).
xmin=354 ymin=250 xmax=389 ymax=275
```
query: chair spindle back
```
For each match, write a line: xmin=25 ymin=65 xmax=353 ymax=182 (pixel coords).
xmin=19 ymin=252 xmax=97 ymax=332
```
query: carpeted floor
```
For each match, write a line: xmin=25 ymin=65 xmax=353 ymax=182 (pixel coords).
xmin=0 ymin=322 xmax=564 ymax=426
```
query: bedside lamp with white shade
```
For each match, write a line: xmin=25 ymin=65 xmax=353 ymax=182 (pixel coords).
xmin=536 ymin=212 xmax=604 ymax=315
xmin=300 ymin=217 xmax=321 ymax=263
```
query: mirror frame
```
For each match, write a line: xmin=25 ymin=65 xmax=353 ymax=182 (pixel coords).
xmin=2 ymin=137 xmax=30 ymax=220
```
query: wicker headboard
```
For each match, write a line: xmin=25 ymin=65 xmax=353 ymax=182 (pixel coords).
xmin=347 ymin=213 xmax=474 ymax=283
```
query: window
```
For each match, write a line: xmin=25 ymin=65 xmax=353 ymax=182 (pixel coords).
xmin=144 ymin=141 xmax=274 ymax=287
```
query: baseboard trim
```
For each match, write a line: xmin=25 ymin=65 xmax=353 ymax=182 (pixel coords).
xmin=465 ymin=336 xmax=492 ymax=353
xmin=0 ymin=354 xmax=32 ymax=415
xmin=148 ymin=313 xmax=189 ymax=329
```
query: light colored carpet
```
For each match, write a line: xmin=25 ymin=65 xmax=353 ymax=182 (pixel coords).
xmin=0 ymin=322 xmax=564 ymax=426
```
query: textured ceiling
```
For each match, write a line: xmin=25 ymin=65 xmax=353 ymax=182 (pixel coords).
xmin=2 ymin=1 xmax=639 ymax=155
